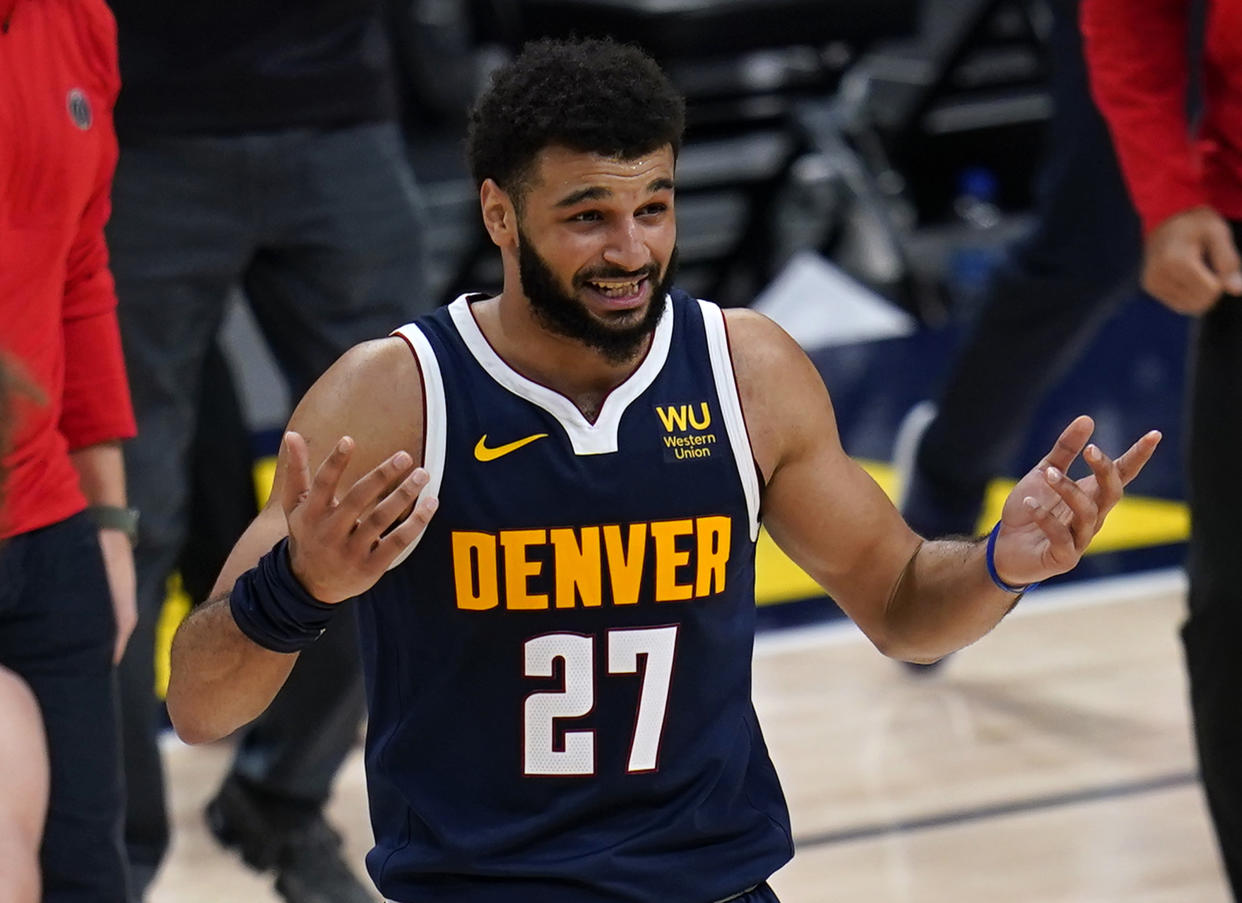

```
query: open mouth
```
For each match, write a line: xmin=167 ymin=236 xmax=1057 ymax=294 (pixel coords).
xmin=583 ymin=277 xmax=648 ymax=306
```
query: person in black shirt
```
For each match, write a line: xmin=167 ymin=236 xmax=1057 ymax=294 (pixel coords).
xmin=106 ymin=2 xmax=432 ymax=900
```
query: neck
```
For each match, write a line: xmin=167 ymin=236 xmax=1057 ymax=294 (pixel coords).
xmin=474 ymin=291 xmax=652 ymax=413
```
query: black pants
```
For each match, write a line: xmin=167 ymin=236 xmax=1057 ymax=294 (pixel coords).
xmin=0 ymin=513 xmax=130 ymax=901
xmin=903 ymin=0 xmax=1142 ymax=537
xmin=107 ymin=121 xmax=430 ymax=894
xmin=1184 ymin=230 xmax=1242 ymax=898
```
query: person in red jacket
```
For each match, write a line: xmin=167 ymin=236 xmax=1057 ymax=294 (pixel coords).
xmin=0 ymin=0 xmax=137 ymax=898
xmin=1083 ymin=0 xmax=1242 ymax=895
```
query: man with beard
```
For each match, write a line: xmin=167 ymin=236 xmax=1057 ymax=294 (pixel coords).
xmin=165 ymin=37 xmax=1161 ymax=903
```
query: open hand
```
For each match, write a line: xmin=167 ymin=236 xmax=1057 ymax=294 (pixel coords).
xmin=280 ymin=431 xmax=439 ymax=603
xmin=991 ymin=416 xmax=1161 ymax=588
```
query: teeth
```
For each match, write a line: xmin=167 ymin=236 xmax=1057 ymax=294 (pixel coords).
xmin=590 ymin=281 xmax=640 ymax=298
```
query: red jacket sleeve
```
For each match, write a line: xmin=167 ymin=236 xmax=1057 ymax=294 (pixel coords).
xmin=1080 ymin=0 xmax=1206 ymax=234
xmin=58 ymin=7 xmax=136 ymax=450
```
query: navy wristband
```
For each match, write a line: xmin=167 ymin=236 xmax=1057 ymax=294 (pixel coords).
xmin=985 ymin=521 xmax=1039 ymax=595
xmin=229 ymin=538 xmax=338 ymax=653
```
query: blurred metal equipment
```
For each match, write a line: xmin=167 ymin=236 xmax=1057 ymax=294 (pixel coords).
xmin=474 ymin=0 xmax=919 ymax=62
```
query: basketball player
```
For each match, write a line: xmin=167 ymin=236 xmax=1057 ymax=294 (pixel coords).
xmin=167 ymin=38 xmax=1161 ymax=902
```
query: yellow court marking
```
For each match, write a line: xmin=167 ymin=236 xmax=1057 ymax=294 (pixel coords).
xmin=754 ymin=459 xmax=1189 ymax=606
xmin=154 ymin=573 xmax=193 ymax=697
xmin=254 ymin=455 xmax=277 ymax=508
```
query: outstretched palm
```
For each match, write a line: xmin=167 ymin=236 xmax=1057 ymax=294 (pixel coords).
xmin=991 ymin=416 xmax=1161 ymax=588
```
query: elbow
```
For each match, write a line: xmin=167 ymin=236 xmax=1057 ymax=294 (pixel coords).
xmin=865 ymin=623 xmax=950 ymax=665
xmin=165 ymin=685 xmax=229 ymax=746
xmin=169 ymin=717 xmax=221 ymax=747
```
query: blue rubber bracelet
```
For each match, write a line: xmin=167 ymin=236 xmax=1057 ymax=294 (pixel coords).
xmin=985 ymin=521 xmax=1039 ymax=595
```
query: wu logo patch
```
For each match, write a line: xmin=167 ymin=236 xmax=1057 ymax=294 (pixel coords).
xmin=655 ymin=403 xmax=711 ymax=432
xmin=655 ymin=402 xmax=718 ymax=462
xmin=67 ymin=89 xmax=92 ymax=130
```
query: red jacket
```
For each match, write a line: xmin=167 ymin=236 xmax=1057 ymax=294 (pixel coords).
xmin=0 ymin=0 xmax=136 ymax=538
xmin=1082 ymin=0 xmax=1242 ymax=234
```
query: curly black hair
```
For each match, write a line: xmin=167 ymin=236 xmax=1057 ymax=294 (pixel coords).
xmin=467 ymin=37 xmax=686 ymax=200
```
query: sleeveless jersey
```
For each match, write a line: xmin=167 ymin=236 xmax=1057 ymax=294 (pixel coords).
xmin=356 ymin=291 xmax=793 ymax=903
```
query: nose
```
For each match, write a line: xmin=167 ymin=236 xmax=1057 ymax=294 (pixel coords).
xmin=602 ymin=217 xmax=649 ymax=273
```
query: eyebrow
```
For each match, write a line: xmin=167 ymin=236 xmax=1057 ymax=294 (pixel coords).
xmin=553 ymin=177 xmax=675 ymax=209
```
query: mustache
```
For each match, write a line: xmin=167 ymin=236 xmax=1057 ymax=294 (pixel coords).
xmin=574 ymin=262 xmax=661 ymax=286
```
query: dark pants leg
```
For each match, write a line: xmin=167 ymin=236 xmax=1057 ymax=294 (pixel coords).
xmin=108 ymin=135 xmax=258 ymax=891
xmin=0 ymin=514 xmax=130 ymax=902
xmin=1183 ymin=234 xmax=1242 ymax=896
xmin=110 ymin=122 xmax=429 ymax=892
xmin=903 ymin=0 xmax=1142 ymax=537
xmin=229 ymin=121 xmax=430 ymax=804
xmin=177 ymin=344 xmax=260 ymax=605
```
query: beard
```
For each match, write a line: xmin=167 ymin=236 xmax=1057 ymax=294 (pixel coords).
xmin=517 ymin=226 xmax=678 ymax=365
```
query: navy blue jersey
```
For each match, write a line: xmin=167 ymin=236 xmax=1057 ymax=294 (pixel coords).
xmin=356 ymin=291 xmax=793 ymax=903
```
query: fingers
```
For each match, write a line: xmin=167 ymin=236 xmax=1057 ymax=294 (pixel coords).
xmin=1022 ymin=495 xmax=1076 ymax=562
xmin=1041 ymin=466 xmax=1096 ymax=549
xmin=371 ymin=493 xmax=440 ymax=570
xmin=350 ymin=465 xmax=429 ymax=548
xmin=1142 ymin=210 xmax=1238 ymax=313
xmin=337 ymin=448 xmax=415 ymax=525
xmin=1040 ymin=415 xmax=1094 ymax=473
xmin=1204 ymin=217 xmax=1242 ymax=295
xmin=1082 ymin=443 xmax=1123 ymax=522
xmin=1143 ymin=252 xmax=1223 ymax=314
xmin=1114 ymin=430 xmax=1163 ymax=485
xmin=280 ymin=431 xmax=313 ymax=517
xmin=308 ymin=436 xmax=356 ymax=513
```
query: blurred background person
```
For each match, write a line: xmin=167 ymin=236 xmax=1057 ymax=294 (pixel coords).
xmin=104 ymin=0 xmax=434 ymax=900
xmin=0 ymin=0 xmax=137 ymax=899
xmin=891 ymin=0 xmax=1142 ymax=667
xmin=1083 ymin=0 xmax=1242 ymax=895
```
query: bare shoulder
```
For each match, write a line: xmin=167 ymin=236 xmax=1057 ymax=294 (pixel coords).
xmin=720 ymin=307 xmax=804 ymax=374
xmin=286 ymin=336 xmax=426 ymax=482
xmin=720 ymin=307 xmax=837 ymax=480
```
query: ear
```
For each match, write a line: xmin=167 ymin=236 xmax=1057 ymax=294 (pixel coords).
xmin=480 ymin=179 xmax=517 ymax=249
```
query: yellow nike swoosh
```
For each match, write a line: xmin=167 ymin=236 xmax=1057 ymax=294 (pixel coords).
xmin=474 ymin=432 xmax=549 ymax=462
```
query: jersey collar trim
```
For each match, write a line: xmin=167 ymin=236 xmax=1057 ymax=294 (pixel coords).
xmin=447 ymin=294 xmax=674 ymax=455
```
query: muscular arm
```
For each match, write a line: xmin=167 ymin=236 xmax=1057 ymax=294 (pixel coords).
xmin=729 ymin=311 xmax=1020 ymax=662
xmin=729 ymin=311 xmax=1156 ymax=663
xmin=166 ymin=504 xmax=300 ymax=745
xmin=167 ymin=337 xmax=426 ymax=744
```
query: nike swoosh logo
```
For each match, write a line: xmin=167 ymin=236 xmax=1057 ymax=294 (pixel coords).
xmin=474 ymin=432 xmax=549 ymax=462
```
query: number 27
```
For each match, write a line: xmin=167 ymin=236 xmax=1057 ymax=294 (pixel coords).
xmin=523 ymin=626 xmax=679 ymax=776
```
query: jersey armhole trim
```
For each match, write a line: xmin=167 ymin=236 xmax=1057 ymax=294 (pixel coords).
xmin=698 ymin=300 xmax=761 ymax=541
xmin=386 ymin=323 xmax=447 ymax=569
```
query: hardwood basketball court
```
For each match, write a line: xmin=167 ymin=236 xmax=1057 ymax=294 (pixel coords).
xmin=148 ymin=570 xmax=1229 ymax=902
